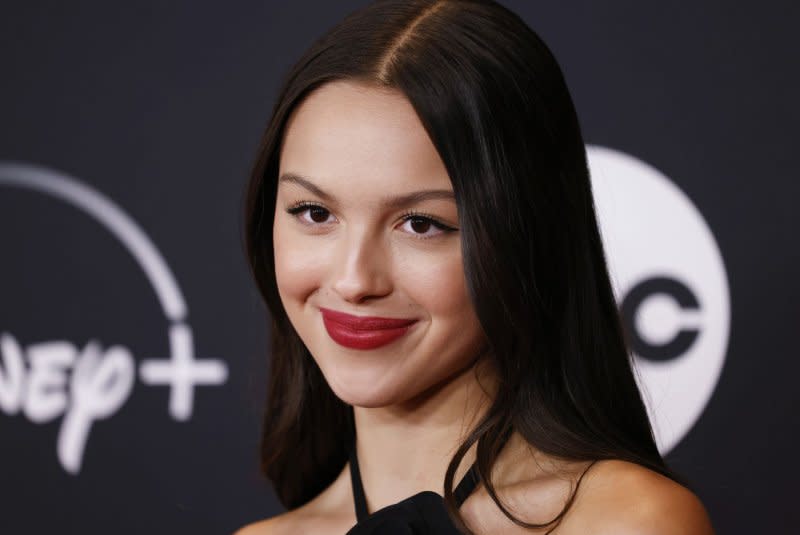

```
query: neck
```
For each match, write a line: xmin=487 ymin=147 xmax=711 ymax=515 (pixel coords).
xmin=352 ymin=357 xmax=496 ymax=512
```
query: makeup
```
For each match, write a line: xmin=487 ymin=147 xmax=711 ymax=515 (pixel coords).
xmin=320 ymin=307 xmax=418 ymax=350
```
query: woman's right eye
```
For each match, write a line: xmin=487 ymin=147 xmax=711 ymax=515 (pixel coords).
xmin=286 ymin=203 xmax=335 ymax=226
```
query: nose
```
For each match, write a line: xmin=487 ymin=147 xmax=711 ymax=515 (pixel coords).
xmin=330 ymin=227 xmax=393 ymax=304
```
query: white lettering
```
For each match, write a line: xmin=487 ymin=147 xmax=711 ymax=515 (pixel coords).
xmin=59 ymin=341 xmax=135 ymax=474
xmin=0 ymin=335 xmax=135 ymax=474
xmin=24 ymin=341 xmax=76 ymax=423
xmin=0 ymin=332 xmax=26 ymax=414
xmin=0 ymin=328 xmax=227 ymax=474
xmin=139 ymin=323 xmax=227 ymax=420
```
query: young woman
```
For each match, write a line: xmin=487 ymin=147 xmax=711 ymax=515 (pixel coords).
xmin=236 ymin=1 xmax=715 ymax=533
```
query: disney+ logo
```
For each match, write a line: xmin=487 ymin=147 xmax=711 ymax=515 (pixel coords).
xmin=0 ymin=163 xmax=228 ymax=474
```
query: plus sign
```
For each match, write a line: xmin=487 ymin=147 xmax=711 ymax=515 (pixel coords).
xmin=139 ymin=323 xmax=228 ymax=421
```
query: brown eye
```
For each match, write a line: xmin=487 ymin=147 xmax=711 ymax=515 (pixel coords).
xmin=398 ymin=213 xmax=456 ymax=239
xmin=409 ymin=217 xmax=431 ymax=234
xmin=308 ymin=206 xmax=329 ymax=223
xmin=285 ymin=203 xmax=335 ymax=226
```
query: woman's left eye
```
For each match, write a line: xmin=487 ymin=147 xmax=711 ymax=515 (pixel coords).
xmin=398 ymin=214 xmax=454 ymax=239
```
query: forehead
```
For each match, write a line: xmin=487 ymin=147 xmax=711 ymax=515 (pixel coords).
xmin=278 ymin=80 xmax=452 ymax=193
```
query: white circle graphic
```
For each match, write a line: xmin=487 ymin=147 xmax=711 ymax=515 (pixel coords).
xmin=587 ymin=145 xmax=730 ymax=454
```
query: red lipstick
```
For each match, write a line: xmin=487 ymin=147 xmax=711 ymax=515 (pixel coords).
xmin=320 ymin=307 xmax=418 ymax=350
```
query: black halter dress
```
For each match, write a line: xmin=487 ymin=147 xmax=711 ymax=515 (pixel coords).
xmin=345 ymin=446 xmax=480 ymax=534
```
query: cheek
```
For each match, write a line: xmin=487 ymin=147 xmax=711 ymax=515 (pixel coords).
xmin=397 ymin=244 xmax=486 ymax=366
xmin=400 ymin=246 xmax=473 ymax=321
xmin=390 ymin=246 xmax=486 ymax=399
xmin=272 ymin=218 xmax=326 ymax=307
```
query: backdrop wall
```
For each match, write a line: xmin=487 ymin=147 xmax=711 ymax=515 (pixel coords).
xmin=1 ymin=1 xmax=797 ymax=534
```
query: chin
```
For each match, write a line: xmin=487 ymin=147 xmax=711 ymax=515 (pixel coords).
xmin=319 ymin=359 xmax=416 ymax=409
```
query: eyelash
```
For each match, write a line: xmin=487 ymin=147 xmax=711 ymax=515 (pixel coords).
xmin=285 ymin=201 xmax=458 ymax=240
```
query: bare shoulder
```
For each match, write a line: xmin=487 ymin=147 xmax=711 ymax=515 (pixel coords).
xmin=562 ymin=459 xmax=716 ymax=535
xmin=234 ymin=464 xmax=356 ymax=535
xmin=234 ymin=507 xmax=355 ymax=535
xmin=232 ymin=511 xmax=292 ymax=535
xmin=233 ymin=473 xmax=355 ymax=535
xmin=233 ymin=505 xmax=356 ymax=535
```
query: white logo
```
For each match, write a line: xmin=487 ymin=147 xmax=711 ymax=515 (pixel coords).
xmin=0 ymin=162 xmax=228 ymax=474
xmin=587 ymin=145 xmax=730 ymax=454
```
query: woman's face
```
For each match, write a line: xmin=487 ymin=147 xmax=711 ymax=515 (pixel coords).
xmin=274 ymin=80 xmax=487 ymax=408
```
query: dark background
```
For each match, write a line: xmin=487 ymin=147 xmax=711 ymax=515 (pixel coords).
xmin=1 ymin=1 xmax=797 ymax=533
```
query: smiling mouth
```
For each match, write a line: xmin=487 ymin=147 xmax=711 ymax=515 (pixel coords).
xmin=319 ymin=307 xmax=418 ymax=350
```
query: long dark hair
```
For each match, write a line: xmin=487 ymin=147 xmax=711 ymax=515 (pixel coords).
xmin=244 ymin=0 xmax=687 ymax=532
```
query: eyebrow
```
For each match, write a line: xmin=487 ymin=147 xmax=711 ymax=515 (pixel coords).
xmin=278 ymin=172 xmax=456 ymax=209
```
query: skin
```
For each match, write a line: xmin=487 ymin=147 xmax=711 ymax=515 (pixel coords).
xmin=235 ymin=80 xmax=715 ymax=535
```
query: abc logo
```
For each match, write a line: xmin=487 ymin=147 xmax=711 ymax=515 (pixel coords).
xmin=587 ymin=145 xmax=730 ymax=454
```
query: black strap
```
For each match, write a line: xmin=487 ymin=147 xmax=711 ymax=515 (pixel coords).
xmin=349 ymin=446 xmax=480 ymax=521
xmin=349 ymin=445 xmax=370 ymax=522
xmin=453 ymin=462 xmax=480 ymax=506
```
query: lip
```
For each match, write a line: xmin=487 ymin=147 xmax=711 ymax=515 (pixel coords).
xmin=320 ymin=307 xmax=418 ymax=350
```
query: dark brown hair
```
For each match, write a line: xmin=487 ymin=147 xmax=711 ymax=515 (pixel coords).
xmin=244 ymin=1 xmax=687 ymax=532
